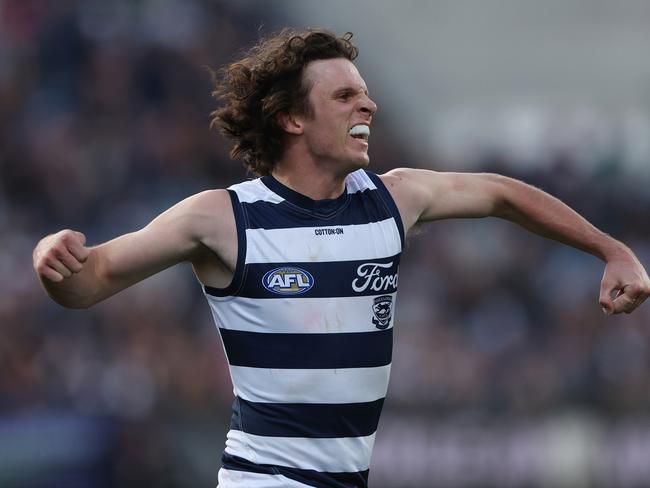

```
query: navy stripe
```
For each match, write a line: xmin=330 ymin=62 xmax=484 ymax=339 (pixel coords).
xmin=231 ymin=397 xmax=384 ymax=438
xmin=365 ymin=171 xmax=405 ymax=247
xmin=261 ymin=174 xmax=350 ymax=215
xmin=206 ymin=254 xmax=400 ymax=299
xmin=241 ymin=190 xmax=391 ymax=230
xmin=203 ymin=190 xmax=247 ymax=297
xmin=219 ymin=328 xmax=392 ymax=369
xmin=222 ymin=453 xmax=369 ymax=488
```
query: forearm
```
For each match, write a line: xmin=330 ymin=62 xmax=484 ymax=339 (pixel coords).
xmin=493 ymin=178 xmax=628 ymax=262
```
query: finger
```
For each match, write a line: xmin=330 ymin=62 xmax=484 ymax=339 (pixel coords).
xmin=617 ymin=283 xmax=650 ymax=314
xmin=73 ymin=231 xmax=86 ymax=246
xmin=611 ymin=291 xmax=640 ymax=314
xmin=39 ymin=265 xmax=64 ymax=283
xmin=67 ymin=242 xmax=90 ymax=263
xmin=635 ymin=295 xmax=648 ymax=309
xmin=599 ymin=283 xmax=615 ymax=315
xmin=54 ymin=247 xmax=85 ymax=273
xmin=45 ymin=256 xmax=74 ymax=279
xmin=63 ymin=231 xmax=89 ymax=262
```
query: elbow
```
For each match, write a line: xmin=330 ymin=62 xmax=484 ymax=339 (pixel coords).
xmin=492 ymin=194 xmax=515 ymax=220
xmin=484 ymin=173 xmax=515 ymax=218
xmin=490 ymin=175 xmax=541 ymax=222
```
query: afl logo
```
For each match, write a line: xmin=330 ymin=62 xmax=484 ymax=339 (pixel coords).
xmin=263 ymin=267 xmax=314 ymax=295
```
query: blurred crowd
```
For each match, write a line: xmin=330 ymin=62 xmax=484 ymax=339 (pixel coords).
xmin=1 ymin=1 xmax=649 ymax=487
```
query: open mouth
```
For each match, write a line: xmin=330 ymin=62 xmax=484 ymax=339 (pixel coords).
xmin=348 ymin=124 xmax=370 ymax=142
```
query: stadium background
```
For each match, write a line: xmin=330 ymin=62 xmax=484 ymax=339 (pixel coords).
xmin=1 ymin=1 xmax=650 ymax=486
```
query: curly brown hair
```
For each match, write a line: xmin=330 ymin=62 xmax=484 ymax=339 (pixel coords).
xmin=211 ymin=29 xmax=359 ymax=176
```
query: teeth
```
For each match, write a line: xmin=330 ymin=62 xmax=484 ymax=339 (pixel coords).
xmin=349 ymin=125 xmax=370 ymax=137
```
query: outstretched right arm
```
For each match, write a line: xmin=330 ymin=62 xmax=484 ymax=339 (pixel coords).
xmin=32 ymin=189 xmax=233 ymax=309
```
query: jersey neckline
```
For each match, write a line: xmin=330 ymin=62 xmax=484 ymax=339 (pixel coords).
xmin=261 ymin=174 xmax=351 ymax=216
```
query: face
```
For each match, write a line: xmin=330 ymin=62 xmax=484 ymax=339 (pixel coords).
xmin=295 ymin=58 xmax=378 ymax=173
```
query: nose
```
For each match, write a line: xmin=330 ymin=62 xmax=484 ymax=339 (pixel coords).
xmin=359 ymin=95 xmax=377 ymax=117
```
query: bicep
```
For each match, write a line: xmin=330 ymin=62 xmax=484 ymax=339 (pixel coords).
xmin=418 ymin=171 xmax=507 ymax=221
xmin=383 ymin=169 xmax=507 ymax=226
xmin=95 ymin=220 xmax=194 ymax=290
xmin=93 ymin=190 xmax=227 ymax=295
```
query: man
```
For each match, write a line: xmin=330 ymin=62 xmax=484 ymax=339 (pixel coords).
xmin=33 ymin=29 xmax=649 ymax=487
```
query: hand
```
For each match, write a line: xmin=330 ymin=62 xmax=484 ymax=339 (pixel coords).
xmin=599 ymin=250 xmax=650 ymax=315
xmin=33 ymin=230 xmax=90 ymax=283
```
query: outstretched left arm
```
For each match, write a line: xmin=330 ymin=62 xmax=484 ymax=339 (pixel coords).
xmin=381 ymin=168 xmax=650 ymax=315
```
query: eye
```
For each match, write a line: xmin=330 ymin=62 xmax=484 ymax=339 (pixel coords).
xmin=336 ymin=91 xmax=353 ymax=101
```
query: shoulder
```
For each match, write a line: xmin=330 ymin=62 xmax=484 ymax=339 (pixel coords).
xmin=183 ymin=188 xmax=232 ymax=213
xmin=379 ymin=167 xmax=442 ymax=189
xmin=171 ymin=189 xmax=239 ymax=268
xmin=378 ymin=168 xmax=438 ymax=230
xmin=169 ymin=189 xmax=232 ymax=222
xmin=159 ymin=189 xmax=234 ymax=241
xmin=378 ymin=168 xmax=452 ymax=205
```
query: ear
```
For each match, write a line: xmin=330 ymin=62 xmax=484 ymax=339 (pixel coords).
xmin=276 ymin=111 xmax=304 ymax=136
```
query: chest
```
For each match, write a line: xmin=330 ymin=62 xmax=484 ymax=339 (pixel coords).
xmin=238 ymin=204 xmax=402 ymax=300
xmin=243 ymin=218 xmax=400 ymax=265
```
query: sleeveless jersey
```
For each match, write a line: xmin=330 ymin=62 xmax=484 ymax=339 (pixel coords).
xmin=203 ymin=169 xmax=404 ymax=488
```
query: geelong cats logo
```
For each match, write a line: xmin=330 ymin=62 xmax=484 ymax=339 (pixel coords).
xmin=372 ymin=295 xmax=394 ymax=329
xmin=263 ymin=267 xmax=314 ymax=295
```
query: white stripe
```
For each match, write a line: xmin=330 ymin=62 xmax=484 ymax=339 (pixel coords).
xmin=230 ymin=180 xmax=284 ymax=204
xmin=218 ymin=468 xmax=313 ymax=488
xmin=206 ymin=294 xmax=396 ymax=333
xmin=230 ymin=365 xmax=391 ymax=404
xmin=345 ymin=169 xmax=376 ymax=193
xmin=245 ymin=219 xmax=400 ymax=263
xmin=225 ymin=430 xmax=375 ymax=472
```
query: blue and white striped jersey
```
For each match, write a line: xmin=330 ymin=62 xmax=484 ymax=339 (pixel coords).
xmin=203 ymin=169 xmax=404 ymax=488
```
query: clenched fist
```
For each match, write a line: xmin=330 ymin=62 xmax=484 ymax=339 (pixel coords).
xmin=599 ymin=249 xmax=650 ymax=315
xmin=33 ymin=230 xmax=90 ymax=283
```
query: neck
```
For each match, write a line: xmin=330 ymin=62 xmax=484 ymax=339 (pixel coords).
xmin=272 ymin=166 xmax=348 ymax=201
xmin=272 ymin=153 xmax=351 ymax=201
